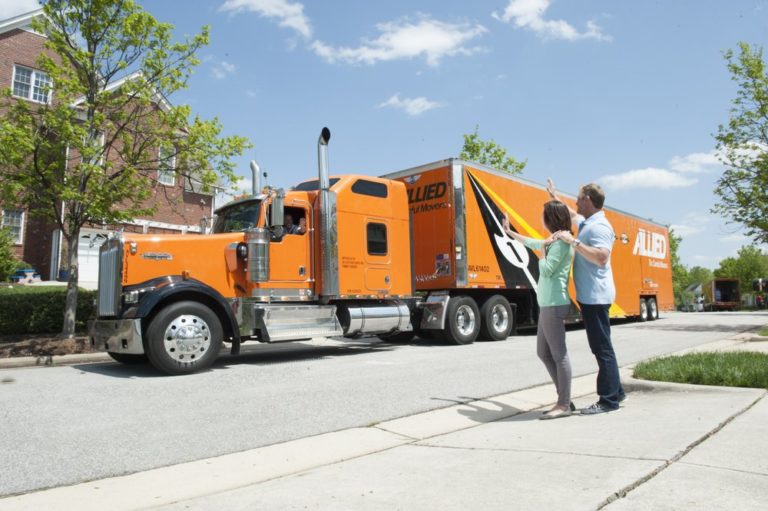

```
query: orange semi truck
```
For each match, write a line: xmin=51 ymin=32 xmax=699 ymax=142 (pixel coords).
xmin=89 ymin=128 xmax=673 ymax=374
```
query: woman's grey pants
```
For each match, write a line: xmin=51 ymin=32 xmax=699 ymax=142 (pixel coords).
xmin=537 ymin=304 xmax=572 ymax=407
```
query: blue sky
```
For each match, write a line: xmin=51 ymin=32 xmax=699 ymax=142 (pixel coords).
xmin=3 ymin=0 xmax=768 ymax=269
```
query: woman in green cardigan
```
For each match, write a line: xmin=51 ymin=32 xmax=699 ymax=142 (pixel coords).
xmin=503 ymin=201 xmax=575 ymax=420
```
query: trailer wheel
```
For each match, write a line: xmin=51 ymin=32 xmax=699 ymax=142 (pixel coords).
xmin=145 ymin=301 xmax=223 ymax=375
xmin=479 ymin=295 xmax=513 ymax=341
xmin=108 ymin=352 xmax=149 ymax=365
xmin=439 ymin=296 xmax=480 ymax=345
xmin=647 ymin=297 xmax=659 ymax=321
xmin=639 ymin=298 xmax=649 ymax=322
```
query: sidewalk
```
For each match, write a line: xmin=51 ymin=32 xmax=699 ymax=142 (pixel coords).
xmin=1 ymin=336 xmax=766 ymax=511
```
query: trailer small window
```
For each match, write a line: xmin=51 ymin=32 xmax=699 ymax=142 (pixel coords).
xmin=367 ymin=223 xmax=387 ymax=255
xmin=352 ymin=179 xmax=388 ymax=198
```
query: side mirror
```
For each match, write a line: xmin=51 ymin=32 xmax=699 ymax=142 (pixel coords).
xmin=270 ymin=189 xmax=285 ymax=228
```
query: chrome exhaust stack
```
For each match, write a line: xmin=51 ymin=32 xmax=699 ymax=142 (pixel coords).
xmin=249 ymin=160 xmax=261 ymax=196
xmin=317 ymin=127 xmax=339 ymax=300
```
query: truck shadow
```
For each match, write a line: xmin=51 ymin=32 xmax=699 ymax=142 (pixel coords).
xmin=73 ymin=337 xmax=449 ymax=378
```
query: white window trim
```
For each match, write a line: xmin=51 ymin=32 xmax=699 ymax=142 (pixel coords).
xmin=11 ymin=64 xmax=52 ymax=104
xmin=1 ymin=209 xmax=25 ymax=245
xmin=158 ymin=147 xmax=176 ymax=186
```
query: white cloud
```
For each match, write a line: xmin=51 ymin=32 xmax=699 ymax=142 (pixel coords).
xmin=599 ymin=167 xmax=697 ymax=191
xmin=599 ymin=150 xmax=723 ymax=191
xmin=668 ymin=151 xmax=722 ymax=173
xmin=211 ymin=61 xmax=236 ymax=79
xmin=719 ymin=233 xmax=748 ymax=243
xmin=669 ymin=212 xmax=711 ymax=237
xmin=0 ymin=0 xmax=40 ymax=18
xmin=312 ymin=16 xmax=487 ymax=67
xmin=493 ymin=0 xmax=610 ymax=42
xmin=219 ymin=0 xmax=312 ymax=38
xmin=378 ymin=94 xmax=441 ymax=117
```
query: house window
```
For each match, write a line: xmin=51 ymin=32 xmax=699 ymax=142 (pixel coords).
xmin=158 ymin=146 xmax=176 ymax=186
xmin=12 ymin=65 xmax=52 ymax=104
xmin=1 ymin=210 xmax=24 ymax=244
xmin=367 ymin=222 xmax=387 ymax=255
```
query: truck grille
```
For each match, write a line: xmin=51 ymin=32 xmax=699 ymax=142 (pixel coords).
xmin=97 ymin=238 xmax=123 ymax=317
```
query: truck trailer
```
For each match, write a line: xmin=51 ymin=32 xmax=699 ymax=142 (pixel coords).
xmin=702 ymin=278 xmax=740 ymax=311
xmin=88 ymin=128 xmax=674 ymax=375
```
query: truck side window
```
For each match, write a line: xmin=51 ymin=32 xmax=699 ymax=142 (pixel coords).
xmin=352 ymin=179 xmax=388 ymax=198
xmin=367 ymin=222 xmax=387 ymax=255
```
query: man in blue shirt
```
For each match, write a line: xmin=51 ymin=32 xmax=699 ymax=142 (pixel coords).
xmin=548 ymin=179 xmax=626 ymax=414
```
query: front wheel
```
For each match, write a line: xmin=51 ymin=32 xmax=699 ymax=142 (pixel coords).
xmin=438 ymin=296 xmax=480 ymax=345
xmin=479 ymin=295 xmax=513 ymax=341
xmin=145 ymin=301 xmax=223 ymax=375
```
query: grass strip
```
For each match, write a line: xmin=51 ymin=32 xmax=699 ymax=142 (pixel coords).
xmin=634 ymin=351 xmax=768 ymax=390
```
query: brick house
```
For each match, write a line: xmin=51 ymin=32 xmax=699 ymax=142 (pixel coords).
xmin=0 ymin=9 xmax=217 ymax=288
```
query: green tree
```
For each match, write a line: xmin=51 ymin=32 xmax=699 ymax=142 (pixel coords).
xmin=714 ymin=245 xmax=768 ymax=291
xmin=688 ymin=266 xmax=714 ymax=286
xmin=460 ymin=126 xmax=526 ymax=175
xmin=0 ymin=1 xmax=250 ymax=337
xmin=713 ymin=42 xmax=768 ymax=244
xmin=668 ymin=228 xmax=690 ymax=307
xmin=0 ymin=228 xmax=16 ymax=282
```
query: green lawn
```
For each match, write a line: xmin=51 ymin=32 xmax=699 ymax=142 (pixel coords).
xmin=758 ymin=325 xmax=768 ymax=337
xmin=634 ymin=351 xmax=768 ymax=390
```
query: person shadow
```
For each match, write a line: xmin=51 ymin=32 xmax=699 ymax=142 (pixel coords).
xmin=431 ymin=395 xmax=544 ymax=423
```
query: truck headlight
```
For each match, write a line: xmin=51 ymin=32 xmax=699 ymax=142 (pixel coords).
xmin=123 ymin=290 xmax=140 ymax=304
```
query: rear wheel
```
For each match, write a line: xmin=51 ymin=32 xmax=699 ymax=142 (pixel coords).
xmin=108 ymin=352 xmax=148 ymax=365
xmin=439 ymin=296 xmax=480 ymax=345
xmin=479 ymin=295 xmax=513 ymax=341
xmin=145 ymin=301 xmax=223 ymax=375
xmin=639 ymin=298 xmax=649 ymax=322
xmin=647 ymin=297 xmax=659 ymax=321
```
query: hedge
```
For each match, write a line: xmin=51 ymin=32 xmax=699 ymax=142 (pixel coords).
xmin=0 ymin=286 xmax=96 ymax=336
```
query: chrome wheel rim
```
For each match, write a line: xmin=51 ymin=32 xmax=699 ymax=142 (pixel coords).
xmin=640 ymin=301 xmax=648 ymax=320
xmin=490 ymin=303 xmax=509 ymax=333
xmin=455 ymin=305 xmax=476 ymax=336
xmin=163 ymin=314 xmax=211 ymax=363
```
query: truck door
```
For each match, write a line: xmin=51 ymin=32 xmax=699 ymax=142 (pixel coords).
xmin=269 ymin=206 xmax=311 ymax=284
xmin=363 ymin=218 xmax=392 ymax=293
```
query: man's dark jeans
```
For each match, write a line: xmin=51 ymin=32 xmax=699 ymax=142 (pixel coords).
xmin=580 ymin=303 xmax=625 ymax=409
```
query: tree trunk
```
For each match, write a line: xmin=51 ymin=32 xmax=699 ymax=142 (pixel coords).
xmin=61 ymin=229 xmax=80 ymax=339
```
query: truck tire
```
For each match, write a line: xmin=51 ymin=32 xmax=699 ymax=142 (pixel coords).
xmin=647 ymin=297 xmax=659 ymax=321
xmin=479 ymin=295 xmax=513 ymax=341
xmin=438 ymin=296 xmax=480 ymax=345
xmin=639 ymin=298 xmax=649 ymax=322
xmin=145 ymin=301 xmax=223 ymax=375
xmin=108 ymin=352 xmax=148 ymax=365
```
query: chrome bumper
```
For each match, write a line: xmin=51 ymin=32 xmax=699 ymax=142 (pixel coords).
xmin=87 ymin=319 xmax=144 ymax=354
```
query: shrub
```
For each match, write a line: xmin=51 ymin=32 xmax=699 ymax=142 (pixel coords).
xmin=0 ymin=286 xmax=96 ymax=335
xmin=0 ymin=228 xmax=16 ymax=282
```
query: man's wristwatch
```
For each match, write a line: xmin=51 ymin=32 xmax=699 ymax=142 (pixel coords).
xmin=573 ymin=239 xmax=582 ymax=248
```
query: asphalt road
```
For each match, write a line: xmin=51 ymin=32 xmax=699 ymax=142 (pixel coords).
xmin=1 ymin=311 xmax=766 ymax=497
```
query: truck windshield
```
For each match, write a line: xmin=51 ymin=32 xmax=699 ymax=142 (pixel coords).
xmin=212 ymin=200 xmax=262 ymax=233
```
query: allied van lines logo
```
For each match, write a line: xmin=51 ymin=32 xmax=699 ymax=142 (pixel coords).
xmin=632 ymin=229 xmax=667 ymax=260
xmin=466 ymin=172 xmax=538 ymax=292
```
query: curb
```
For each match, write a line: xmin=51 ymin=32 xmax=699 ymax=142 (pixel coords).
xmin=0 ymin=352 xmax=111 ymax=369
